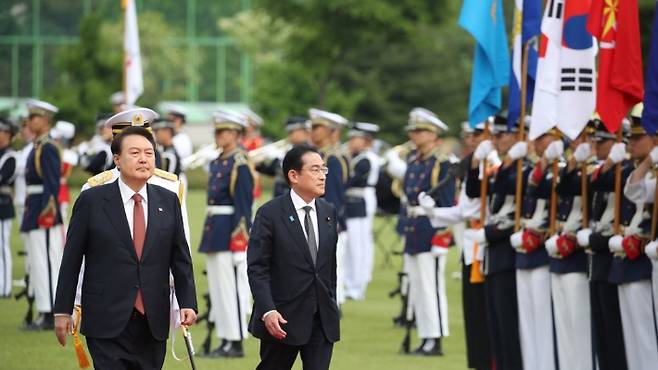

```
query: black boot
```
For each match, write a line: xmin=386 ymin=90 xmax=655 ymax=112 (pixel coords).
xmin=222 ymin=340 xmax=244 ymax=358
xmin=23 ymin=312 xmax=54 ymax=331
xmin=411 ymin=338 xmax=443 ymax=356
xmin=200 ymin=339 xmax=227 ymax=358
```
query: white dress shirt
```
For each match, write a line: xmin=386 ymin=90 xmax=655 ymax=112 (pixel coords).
xmin=290 ymin=189 xmax=319 ymax=250
xmin=117 ymin=177 xmax=148 ymax=236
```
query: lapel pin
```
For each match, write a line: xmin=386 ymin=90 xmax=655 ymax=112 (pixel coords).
xmin=158 ymin=207 xmax=163 ymax=212
xmin=289 ymin=215 xmax=295 ymax=222
xmin=326 ymin=217 xmax=331 ymax=222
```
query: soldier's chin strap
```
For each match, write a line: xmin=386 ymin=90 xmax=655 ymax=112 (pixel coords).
xmin=72 ymin=306 xmax=91 ymax=369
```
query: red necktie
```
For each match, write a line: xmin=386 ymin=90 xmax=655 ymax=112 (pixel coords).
xmin=132 ymin=193 xmax=146 ymax=314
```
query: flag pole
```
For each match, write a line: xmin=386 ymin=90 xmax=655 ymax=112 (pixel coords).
xmin=652 ymin=166 xmax=658 ymax=240
xmin=121 ymin=0 xmax=127 ymax=100
xmin=549 ymin=158 xmax=559 ymax=235
xmin=470 ymin=121 xmax=489 ymax=284
xmin=613 ymin=129 xmax=622 ymax=234
xmin=514 ymin=41 xmax=531 ymax=231
xmin=581 ymin=159 xmax=589 ymax=229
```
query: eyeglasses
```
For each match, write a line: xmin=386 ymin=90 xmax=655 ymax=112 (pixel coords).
xmin=301 ymin=166 xmax=329 ymax=176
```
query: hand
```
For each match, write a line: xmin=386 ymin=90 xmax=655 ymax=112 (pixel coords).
xmin=608 ymin=143 xmax=627 ymax=164
xmin=263 ymin=310 xmax=287 ymax=340
xmin=473 ymin=140 xmax=494 ymax=161
xmin=650 ymin=147 xmax=658 ymax=165
xmin=545 ymin=235 xmax=560 ymax=258
xmin=608 ymin=235 xmax=624 ymax=253
xmin=54 ymin=315 xmax=72 ymax=347
xmin=544 ymin=140 xmax=564 ymax=161
xmin=418 ymin=192 xmax=436 ymax=213
xmin=577 ymin=228 xmax=592 ymax=247
xmin=510 ymin=231 xmax=523 ymax=248
xmin=430 ymin=245 xmax=449 ymax=257
xmin=473 ymin=228 xmax=487 ymax=246
xmin=179 ymin=308 xmax=197 ymax=327
xmin=573 ymin=143 xmax=592 ymax=163
xmin=645 ymin=241 xmax=658 ymax=260
xmin=507 ymin=141 xmax=528 ymax=161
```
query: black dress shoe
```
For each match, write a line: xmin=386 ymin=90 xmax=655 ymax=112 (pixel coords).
xmin=220 ymin=341 xmax=244 ymax=358
xmin=410 ymin=338 xmax=444 ymax=356
xmin=22 ymin=313 xmax=54 ymax=331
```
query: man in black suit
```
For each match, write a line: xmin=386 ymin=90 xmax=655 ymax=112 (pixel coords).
xmin=248 ymin=145 xmax=340 ymax=370
xmin=53 ymin=122 xmax=197 ymax=370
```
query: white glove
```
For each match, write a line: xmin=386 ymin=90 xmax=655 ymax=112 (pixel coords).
xmin=545 ymin=235 xmax=560 ymax=258
xmin=573 ymin=143 xmax=592 ymax=163
xmin=577 ymin=228 xmax=592 ymax=247
xmin=430 ymin=245 xmax=449 ymax=257
xmin=608 ymin=143 xmax=627 ymax=164
xmin=473 ymin=140 xmax=494 ymax=161
xmin=608 ymin=235 xmax=624 ymax=253
xmin=650 ymin=147 xmax=658 ymax=165
xmin=418 ymin=192 xmax=436 ymax=215
xmin=232 ymin=251 xmax=247 ymax=265
xmin=544 ymin=140 xmax=564 ymax=161
xmin=645 ymin=241 xmax=658 ymax=260
xmin=474 ymin=241 xmax=486 ymax=261
xmin=473 ymin=228 xmax=487 ymax=246
xmin=507 ymin=142 xmax=528 ymax=161
xmin=510 ymin=231 xmax=523 ymax=248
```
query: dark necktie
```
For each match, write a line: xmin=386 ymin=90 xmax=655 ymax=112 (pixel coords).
xmin=132 ymin=193 xmax=146 ymax=314
xmin=303 ymin=206 xmax=317 ymax=265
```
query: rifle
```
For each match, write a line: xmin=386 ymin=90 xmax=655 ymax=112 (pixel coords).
xmin=15 ymin=272 xmax=34 ymax=326
xmin=194 ymin=292 xmax=215 ymax=355
xmin=390 ymin=272 xmax=408 ymax=327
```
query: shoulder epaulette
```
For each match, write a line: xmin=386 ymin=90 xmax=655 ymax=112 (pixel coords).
xmin=233 ymin=150 xmax=249 ymax=166
xmin=154 ymin=168 xmax=178 ymax=182
xmin=87 ymin=170 xmax=114 ymax=187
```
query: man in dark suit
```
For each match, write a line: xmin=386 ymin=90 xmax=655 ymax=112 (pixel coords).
xmin=248 ymin=145 xmax=340 ymax=370
xmin=53 ymin=121 xmax=197 ymax=370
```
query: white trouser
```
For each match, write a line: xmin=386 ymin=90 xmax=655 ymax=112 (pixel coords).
xmin=516 ymin=266 xmax=555 ymax=370
xmin=60 ymin=202 xmax=69 ymax=229
xmin=407 ymin=251 xmax=449 ymax=339
xmin=27 ymin=226 xmax=64 ymax=313
xmin=551 ymin=272 xmax=592 ymax=370
xmin=618 ymin=280 xmax=658 ymax=370
xmin=653 ymin=260 xmax=658 ymax=337
xmin=336 ymin=231 xmax=348 ymax=305
xmin=206 ymin=251 xmax=250 ymax=341
xmin=345 ymin=216 xmax=374 ymax=300
xmin=0 ymin=219 xmax=12 ymax=296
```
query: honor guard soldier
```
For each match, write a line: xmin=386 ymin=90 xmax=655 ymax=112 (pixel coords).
xmin=463 ymin=116 xmax=526 ymax=370
xmin=74 ymin=108 xmax=192 ymax=337
xmin=544 ymin=123 xmax=595 ymax=370
xmin=166 ymin=105 xmax=192 ymax=197
xmin=255 ymin=116 xmax=310 ymax=198
xmin=509 ymin=127 xmax=560 ymax=370
xmin=51 ymin=120 xmax=77 ymax=224
xmin=343 ymin=122 xmax=380 ymax=301
xmin=0 ymin=118 xmax=18 ymax=298
xmin=309 ymin=108 xmax=349 ymax=306
xmin=605 ymin=105 xmax=658 ymax=370
xmin=418 ymin=118 xmax=495 ymax=369
xmin=152 ymin=118 xmax=181 ymax=177
xmin=199 ymin=109 xmax=255 ymax=358
xmin=401 ymin=107 xmax=455 ymax=356
xmin=21 ymin=99 xmax=64 ymax=330
xmin=575 ymin=118 xmax=629 ymax=370
xmin=78 ymin=113 xmax=114 ymax=175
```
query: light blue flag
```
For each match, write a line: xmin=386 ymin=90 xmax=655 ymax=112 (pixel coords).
xmin=459 ymin=0 xmax=511 ymax=127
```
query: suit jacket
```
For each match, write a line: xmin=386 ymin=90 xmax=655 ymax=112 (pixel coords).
xmin=247 ymin=193 xmax=340 ymax=346
xmin=54 ymin=180 xmax=197 ymax=341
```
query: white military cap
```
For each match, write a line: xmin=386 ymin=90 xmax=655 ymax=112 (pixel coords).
xmin=166 ymin=104 xmax=188 ymax=120
xmin=243 ymin=108 xmax=264 ymax=127
xmin=0 ymin=117 xmax=18 ymax=136
xmin=110 ymin=91 xmax=126 ymax=106
xmin=461 ymin=121 xmax=474 ymax=135
xmin=308 ymin=108 xmax=348 ymax=128
xmin=53 ymin=121 xmax=76 ymax=140
xmin=212 ymin=109 xmax=248 ymax=131
xmin=348 ymin=122 xmax=380 ymax=138
xmin=406 ymin=107 xmax=448 ymax=133
xmin=26 ymin=99 xmax=59 ymax=118
xmin=105 ymin=107 xmax=159 ymax=134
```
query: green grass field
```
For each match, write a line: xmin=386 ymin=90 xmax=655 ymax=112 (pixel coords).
xmin=0 ymin=189 xmax=468 ymax=370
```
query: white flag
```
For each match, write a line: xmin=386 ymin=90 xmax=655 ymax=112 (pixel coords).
xmin=555 ymin=0 xmax=596 ymax=140
xmin=124 ymin=0 xmax=143 ymax=105
xmin=529 ymin=0 xmax=564 ymax=140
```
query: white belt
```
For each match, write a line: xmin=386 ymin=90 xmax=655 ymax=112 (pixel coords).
xmin=0 ymin=186 xmax=11 ymax=195
xmin=345 ymin=188 xmax=366 ymax=198
xmin=407 ymin=206 xmax=427 ymax=217
xmin=26 ymin=185 xmax=44 ymax=195
xmin=206 ymin=205 xmax=235 ymax=215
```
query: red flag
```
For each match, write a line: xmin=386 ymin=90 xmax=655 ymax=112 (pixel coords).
xmin=587 ymin=0 xmax=644 ymax=133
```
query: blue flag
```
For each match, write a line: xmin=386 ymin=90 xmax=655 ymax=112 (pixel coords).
xmin=642 ymin=0 xmax=658 ymax=134
xmin=507 ymin=0 xmax=541 ymax=129
xmin=459 ymin=0 xmax=511 ymax=127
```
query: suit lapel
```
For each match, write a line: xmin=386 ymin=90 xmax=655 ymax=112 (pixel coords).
xmin=281 ymin=195 xmax=315 ymax=267
xmin=103 ymin=180 xmax=138 ymax=261
xmin=141 ymin=184 xmax=159 ymax=261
